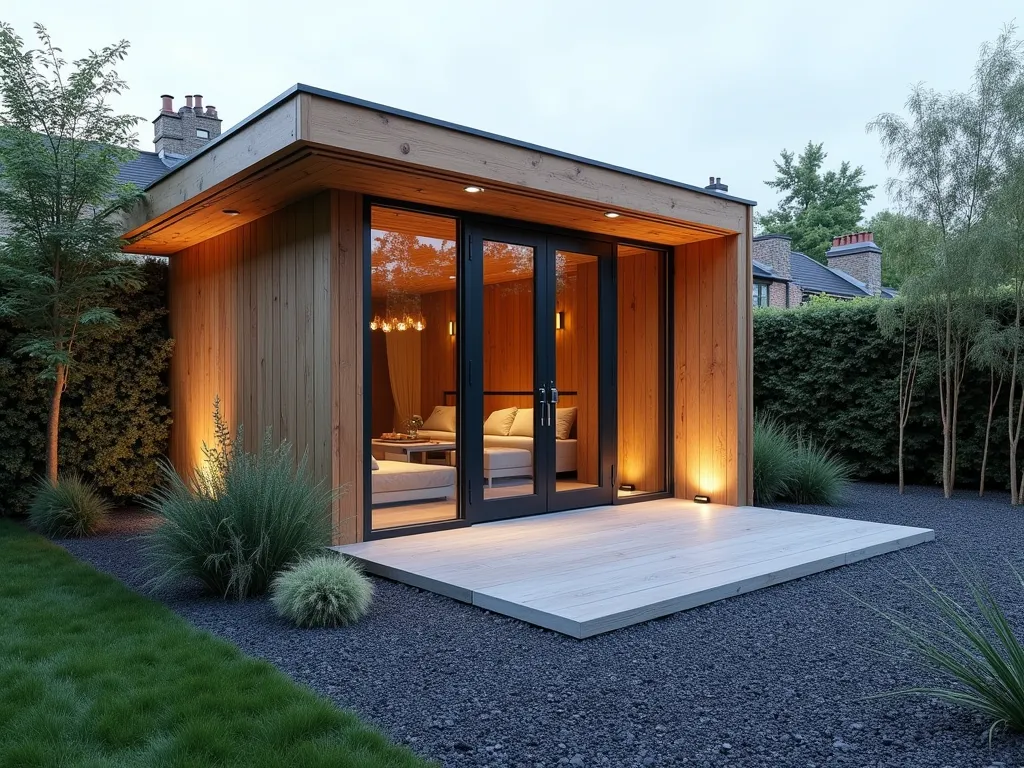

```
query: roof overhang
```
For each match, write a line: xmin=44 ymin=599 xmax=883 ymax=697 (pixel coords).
xmin=121 ymin=84 xmax=755 ymax=256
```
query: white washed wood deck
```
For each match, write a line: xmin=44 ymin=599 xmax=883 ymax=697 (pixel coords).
xmin=332 ymin=500 xmax=934 ymax=638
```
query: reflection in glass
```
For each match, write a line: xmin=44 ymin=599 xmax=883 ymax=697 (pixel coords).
xmin=368 ymin=207 xmax=459 ymax=530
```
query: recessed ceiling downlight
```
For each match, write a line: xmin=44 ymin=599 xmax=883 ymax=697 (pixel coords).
xmin=604 ymin=211 xmax=620 ymax=219
xmin=222 ymin=209 xmax=240 ymax=216
xmin=464 ymin=185 xmax=484 ymax=193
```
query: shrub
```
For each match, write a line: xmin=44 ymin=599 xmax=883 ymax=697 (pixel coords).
xmin=790 ymin=437 xmax=853 ymax=505
xmin=271 ymin=555 xmax=373 ymax=628
xmin=752 ymin=414 xmax=798 ymax=505
xmin=0 ymin=259 xmax=172 ymax=515
xmin=754 ymin=296 xmax=1024 ymax=489
xmin=143 ymin=402 xmax=334 ymax=599
xmin=862 ymin=561 xmax=1024 ymax=739
xmin=28 ymin=474 xmax=111 ymax=537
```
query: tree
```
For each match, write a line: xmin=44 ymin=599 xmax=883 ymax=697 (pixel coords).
xmin=756 ymin=141 xmax=876 ymax=262
xmin=869 ymin=25 xmax=1023 ymax=499
xmin=0 ymin=23 xmax=142 ymax=485
xmin=867 ymin=210 xmax=934 ymax=288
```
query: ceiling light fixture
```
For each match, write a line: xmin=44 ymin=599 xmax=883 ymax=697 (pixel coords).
xmin=464 ymin=185 xmax=484 ymax=193
xmin=604 ymin=211 xmax=620 ymax=219
xmin=222 ymin=209 xmax=240 ymax=216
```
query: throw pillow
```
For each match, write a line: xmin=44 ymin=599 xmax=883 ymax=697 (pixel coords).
xmin=422 ymin=405 xmax=456 ymax=433
xmin=509 ymin=408 xmax=533 ymax=437
xmin=555 ymin=407 xmax=577 ymax=440
xmin=484 ymin=406 xmax=518 ymax=436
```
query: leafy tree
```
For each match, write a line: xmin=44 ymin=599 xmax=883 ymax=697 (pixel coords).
xmin=869 ymin=25 xmax=1024 ymax=499
xmin=756 ymin=141 xmax=876 ymax=262
xmin=867 ymin=210 xmax=938 ymax=289
xmin=0 ymin=23 xmax=142 ymax=485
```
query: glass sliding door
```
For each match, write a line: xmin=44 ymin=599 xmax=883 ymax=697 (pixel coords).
xmin=367 ymin=206 xmax=461 ymax=532
xmin=463 ymin=226 xmax=549 ymax=522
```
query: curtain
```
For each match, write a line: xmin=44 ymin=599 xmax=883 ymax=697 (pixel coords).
xmin=386 ymin=330 xmax=422 ymax=430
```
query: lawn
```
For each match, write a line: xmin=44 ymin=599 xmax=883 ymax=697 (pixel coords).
xmin=0 ymin=520 xmax=430 ymax=768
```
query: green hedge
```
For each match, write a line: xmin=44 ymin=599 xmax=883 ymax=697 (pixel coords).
xmin=0 ymin=259 xmax=173 ymax=515
xmin=753 ymin=298 xmax=1019 ymax=489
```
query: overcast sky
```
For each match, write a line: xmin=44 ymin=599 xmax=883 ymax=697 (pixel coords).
xmin=6 ymin=1 xmax=1020 ymax=219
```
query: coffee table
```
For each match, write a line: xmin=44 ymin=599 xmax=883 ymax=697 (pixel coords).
xmin=371 ymin=439 xmax=456 ymax=464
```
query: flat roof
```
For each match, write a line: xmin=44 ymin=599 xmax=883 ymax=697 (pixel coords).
xmin=146 ymin=83 xmax=756 ymax=208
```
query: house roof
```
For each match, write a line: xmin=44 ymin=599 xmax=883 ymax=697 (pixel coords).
xmin=790 ymin=251 xmax=873 ymax=298
xmin=752 ymin=259 xmax=788 ymax=282
xmin=141 ymin=83 xmax=757 ymax=206
xmin=117 ymin=151 xmax=176 ymax=188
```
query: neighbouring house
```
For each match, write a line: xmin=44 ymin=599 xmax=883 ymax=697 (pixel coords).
xmin=750 ymin=232 xmax=897 ymax=307
xmin=117 ymin=84 xmax=756 ymax=545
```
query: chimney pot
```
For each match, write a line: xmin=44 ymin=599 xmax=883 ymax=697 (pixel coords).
xmin=184 ymin=95 xmax=193 ymax=109
xmin=715 ymin=177 xmax=721 ymax=184
xmin=160 ymin=94 xmax=174 ymax=113
xmin=205 ymin=105 xmax=217 ymax=117
xmin=709 ymin=176 xmax=715 ymax=184
xmin=832 ymin=236 xmax=840 ymax=247
xmin=194 ymin=94 xmax=203 ymax=111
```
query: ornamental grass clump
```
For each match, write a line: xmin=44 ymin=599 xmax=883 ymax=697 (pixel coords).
xmin=790 ymin=436 xmax=853 ymax=505
xmin=271 ymin=554 xmax=373 ymax=628
xmin=752 ymin=414 xmax=798 ymax=505
xmin=861 ymin=560 xmax=1024 ymax=740
xmin=143 ymin=399 xmax=333 ymax=599
xmin=28 ymin=474 xmax=110 ymax=537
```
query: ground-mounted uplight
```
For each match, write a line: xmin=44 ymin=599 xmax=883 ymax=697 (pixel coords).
xmin=693 ymin=494 xmax=711 ymax=504
xmin=619 ymin=483 xmax=636 ymax=492
xmin=464 ymin=185 xmax=484 ymax=193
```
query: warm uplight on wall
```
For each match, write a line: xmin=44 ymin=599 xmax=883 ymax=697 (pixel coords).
xmin=619 ymin=483 xmax=636 ymax=492
xmin=464 ymin=185 xmax=485 ymax=193
xmin=604 ymin=211 xmax=620 ymax=219
xmin=448 ymin=321 xmax=456 ymax=336
xmin=555 ymin=311 xmax=565 ymax=330
xmin=694 ymin=494 xmax=711 ymax=504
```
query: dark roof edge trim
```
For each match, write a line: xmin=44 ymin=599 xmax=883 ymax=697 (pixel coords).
xmin=148 ymin=83 xmax=757 ymax=207
xmin=752 ymin=233 xmax=792 ymax=242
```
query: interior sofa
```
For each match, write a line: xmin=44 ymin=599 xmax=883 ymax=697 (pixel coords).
xmin=370 ymin=457 xmax=456 ymax=505
xmin=417 ymin=405 xmax=578 ymax=479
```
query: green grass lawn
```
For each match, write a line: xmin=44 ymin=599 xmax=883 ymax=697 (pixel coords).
xmin=0 ymin=520 xmax=431 ymax=768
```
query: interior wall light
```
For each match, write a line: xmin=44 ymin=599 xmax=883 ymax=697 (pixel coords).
xmin=555 ymin=311 xmax=565 ymax=330
xmin=694 ymin=494 xmax=711 ymax=504
xmin=448 ymin=321 xmax=456 ymax=336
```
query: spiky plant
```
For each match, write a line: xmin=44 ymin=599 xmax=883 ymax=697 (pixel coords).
xmin=861 ymin=560 xmax=1024 ymax=740
xmin=28 ymin=473 xmax=110 ymax=537
xmin=271 ymin=554 xmax=373 ymax=628
xmin=789 ymin=436 xmax=852 ymax=505
xmin=143 ymin=400 xmax=334 ymax=599
xmin=752 ymin=414 xmax=798 ymax=505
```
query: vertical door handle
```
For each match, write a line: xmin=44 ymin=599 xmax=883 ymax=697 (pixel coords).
xmin=538 ymin=386 xmax=548 ymax=427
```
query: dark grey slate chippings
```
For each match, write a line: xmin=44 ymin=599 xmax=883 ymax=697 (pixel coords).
xmin=59 ymin=484 xmax=1024 ymax=767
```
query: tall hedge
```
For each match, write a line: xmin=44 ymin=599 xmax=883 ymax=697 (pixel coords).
xmin=753 ymin=298 xmax=1020 ymax=489
xmin=0 ymin=259 xmax=173 ymax=515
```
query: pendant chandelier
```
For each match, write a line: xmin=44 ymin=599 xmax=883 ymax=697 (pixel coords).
xmin=370 ymin=291 xmax=425 ymax=333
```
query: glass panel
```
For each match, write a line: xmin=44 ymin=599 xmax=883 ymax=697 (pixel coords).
xmin=368 ymin=207 xmax=458 ymax=531
xmin=617 ymin=246 xmax=666 ymax=498
xmin=482 ymin=239 xmax=536 ymax=499
xmin=555 ymin=250 xmax=599 ymax=493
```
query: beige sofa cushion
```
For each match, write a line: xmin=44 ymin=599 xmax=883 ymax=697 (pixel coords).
xmin=371 ymin=460 xmax=455 ymax=494
xmin=422 ymin=405 xmax=456 ymax=433
xmin=509 ymin=408 xmax=533 ymax=437
xmin=484 ymin=406 xmax=518 ymax=436
xmin=555 ymin=407 xmax=577 ymax=440
xmin=371 ymin=456 xmax=379 ymax=470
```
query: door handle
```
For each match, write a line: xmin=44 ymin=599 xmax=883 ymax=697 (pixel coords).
xmin=538 ymin=386 xmax=548 ymax=427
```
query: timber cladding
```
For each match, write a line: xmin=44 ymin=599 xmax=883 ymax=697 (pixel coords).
xmin=673 ymin=235 xmax=751 ymax=506
xmin=167 ymin=190 xmax=363 ymax=545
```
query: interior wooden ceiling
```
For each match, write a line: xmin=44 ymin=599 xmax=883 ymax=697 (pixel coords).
xmin=370 ymin=208 xmax=598 ymax=296
xmin=124 ymin=145 xmax=732 ymax=256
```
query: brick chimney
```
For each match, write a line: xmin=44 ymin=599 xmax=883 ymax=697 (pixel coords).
xmin=826 ymin=231 xmax=883 ymax=295
xmin=752 ymin=234 xmax=792 ymax=280
xmin=152 ymin=93 xmax=223 ymax=161
xmin=705 ymin=176 xmax=729 ymax=193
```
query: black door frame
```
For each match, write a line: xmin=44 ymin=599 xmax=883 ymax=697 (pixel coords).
xmin=362 ymin=197 xmax=669 ymax=541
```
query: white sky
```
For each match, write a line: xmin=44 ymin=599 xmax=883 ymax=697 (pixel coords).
xmin=7 ymin=0 xmax=1020 ymax=218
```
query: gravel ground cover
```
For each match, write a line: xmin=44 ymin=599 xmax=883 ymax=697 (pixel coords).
xmin=60 ymin=484 xmax=1024 ymax=768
